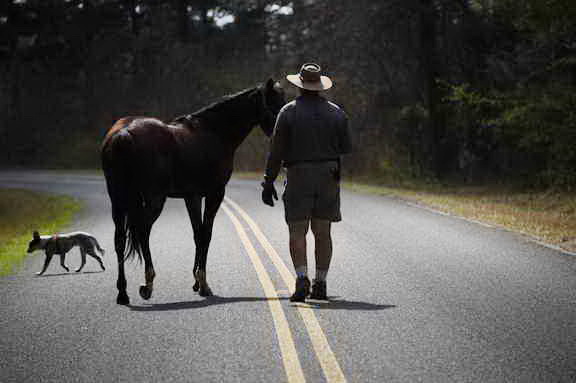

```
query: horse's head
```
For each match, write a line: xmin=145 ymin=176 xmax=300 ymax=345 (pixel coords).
xmin=258 ymin=78 xmax=286 ymax=137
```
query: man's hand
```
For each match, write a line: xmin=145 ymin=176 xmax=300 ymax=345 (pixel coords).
xmin=261 ymin=181 xmax=278 ymax=207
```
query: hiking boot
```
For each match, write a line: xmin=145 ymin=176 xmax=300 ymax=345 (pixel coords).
xmin=290 ymin=276 xmax=310 ymax=303
xmin=309 ymin=279 xmax=327 ymax=300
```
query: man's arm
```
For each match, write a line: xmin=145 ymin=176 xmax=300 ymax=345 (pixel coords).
xmin=334 ymin=110 xmax=351 ymax=182
xmin=338 ymin=111 xmax=352 ymax=155
xmin=264 ymin=108 xmax=289 ymax=183
xmin=264 ymin=152 xmax=282 ymax=184
xmin=262 ymin=107 xmax=289 ymax=206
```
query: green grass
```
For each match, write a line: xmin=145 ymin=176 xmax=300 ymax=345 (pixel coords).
xmin=0 ymin=189 xmax=82 ymax=277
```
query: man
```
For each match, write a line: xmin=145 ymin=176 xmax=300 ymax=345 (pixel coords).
xmin=261 ymin=63 xmax=352 ymax=302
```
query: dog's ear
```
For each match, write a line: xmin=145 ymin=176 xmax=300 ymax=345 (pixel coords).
xmin=33 ymin=231 xmax=40 ymax=240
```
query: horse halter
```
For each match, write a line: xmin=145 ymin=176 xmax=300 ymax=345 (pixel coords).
xmin=258 ymin=87 xmax=276 ymax=133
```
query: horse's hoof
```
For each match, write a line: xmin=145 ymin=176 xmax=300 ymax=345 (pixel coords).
xmin=139 ymin=285 xmax=152 ymax=300
xmin=193 ymin=281 xmax=200 ymax=292
xmin=199 ymin=286 xmax=213 ymax=297
xmin=116 ymin=293 xmax=130 ymax=305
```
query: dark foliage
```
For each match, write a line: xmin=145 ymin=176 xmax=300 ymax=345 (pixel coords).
xmin=1 ymin=0 xmax=574 ymax=188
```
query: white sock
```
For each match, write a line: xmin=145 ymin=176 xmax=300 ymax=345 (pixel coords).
xmin=295 ymin=265 xmax=308 ymax=279
xmin=316 ymin=269 xmax=328 ymax=281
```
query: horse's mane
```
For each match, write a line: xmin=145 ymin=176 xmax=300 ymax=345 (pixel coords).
xmin=172 ymin=86 xmax=261 ymax=127
xmin=193 ymin=87 xmax=259 ymax=117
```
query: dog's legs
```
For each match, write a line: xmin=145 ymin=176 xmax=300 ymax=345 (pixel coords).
xmin=37 ymin=252 xmax=54 ymax=275
xmin=76 ymin=249 xmax=87 ymax=272
xmin=59 ymin=254 xmax=70 ymax=272
xmin=87 ymin=249 xmax=105 ymax=271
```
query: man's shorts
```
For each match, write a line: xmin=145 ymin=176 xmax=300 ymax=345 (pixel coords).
xmin=282 ymin=160 xmax=341 ymax=223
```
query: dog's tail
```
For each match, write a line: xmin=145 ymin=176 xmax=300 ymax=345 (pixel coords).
xmin=91 ymin=237 xmax=105 ymax=256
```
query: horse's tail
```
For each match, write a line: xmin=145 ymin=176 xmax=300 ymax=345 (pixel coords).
xmin=125 ymin=197 xmax=144 ymax=262
xmin=102 ymin=120 xmax=144 ymax=263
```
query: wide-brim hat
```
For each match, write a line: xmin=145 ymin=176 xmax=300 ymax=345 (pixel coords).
xmin=286 ymin=63 xmax=333 ymax=91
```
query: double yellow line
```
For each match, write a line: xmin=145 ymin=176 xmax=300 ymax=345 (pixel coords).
xmin=222 ymin=197 xmax=347 ymax=383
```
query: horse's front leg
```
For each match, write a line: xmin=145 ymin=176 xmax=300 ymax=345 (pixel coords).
xmin=196 ymin=189 xmax=225 ymax=296
xmin=185 ymin=194 xmax=203 ymax=293
xmin=186 ymin=190 xmax=225 ymax=297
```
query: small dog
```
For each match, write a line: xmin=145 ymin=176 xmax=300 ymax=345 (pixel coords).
xmin=27 ymin=231 xmax=105 ymax=275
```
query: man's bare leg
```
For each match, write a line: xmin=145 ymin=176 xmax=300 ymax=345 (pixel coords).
xmin=311 ymin=219 xmax=332 ymax=279
xmin=288 ymin=220 xmax=311 ymax=301
xmin=288 ymin=220 xmax=310 ymax=276
xmin=310 ymin=219 xmax=332 ymax=300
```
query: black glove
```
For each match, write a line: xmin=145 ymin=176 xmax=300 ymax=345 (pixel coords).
xmin=261 ymin=181 xmax=278 ymax=207
xmin=331 ymin=166 xmax=341 ymax=182
xmin=334 ymin=158 xmax=342 ymax=182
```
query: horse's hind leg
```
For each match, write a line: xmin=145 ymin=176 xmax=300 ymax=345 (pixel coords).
xmin=138 ymin=197 xmax=165 ymax=300
xmin=113 ymin=206 xmax=130 ymax=305
xmin=185 ymin=195 xmax=206 ymax=294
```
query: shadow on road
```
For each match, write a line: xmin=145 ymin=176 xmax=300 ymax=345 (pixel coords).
xmin=35 ymin=270 xmax=105 ymax=277
xmin=128 ymin=296 xmax=396 ymax=312
xmin=128 ymin=296 xmax=288 ymax=311
xmin=299 ymin=299 xmax=396 ymax=311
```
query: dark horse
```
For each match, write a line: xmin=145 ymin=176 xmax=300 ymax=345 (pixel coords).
xmin=101 ymin=79 xmax=285 ymax=305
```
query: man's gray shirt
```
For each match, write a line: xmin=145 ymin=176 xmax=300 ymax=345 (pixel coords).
xmin=265 ymin=94 xmax=352 ymax=182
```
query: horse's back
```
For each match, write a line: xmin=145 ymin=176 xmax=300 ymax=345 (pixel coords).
xmin=102 ymin=116 xmax=175 ymax=194
xmin=102 ymin=115 xmax=233 ymax=196
xmin=103 ymin=116 xmax=171 ymax=147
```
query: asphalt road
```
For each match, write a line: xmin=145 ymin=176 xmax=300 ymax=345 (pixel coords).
xmin=1 ymin=170 xmax=575 ymax=383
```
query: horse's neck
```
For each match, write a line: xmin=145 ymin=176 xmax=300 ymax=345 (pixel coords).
xmin=228 ymin=121 xmax=257 ymax=151
xmin=208 ymin=99 xmax=260 ymax=151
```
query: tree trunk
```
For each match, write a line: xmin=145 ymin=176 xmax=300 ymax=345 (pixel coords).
xmin=176 ymin=0 xmax=190 ymax=42
xmin=419 ymin=0 xmax=444 ymax=179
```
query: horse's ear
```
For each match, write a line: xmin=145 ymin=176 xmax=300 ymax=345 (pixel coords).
xmin=273 ymin=81 xmax=284 ymax=94
xmin=173 ymin=115 xmax=187 ymax=123
xmin=33 ymin=231 xmax=40 ymax=240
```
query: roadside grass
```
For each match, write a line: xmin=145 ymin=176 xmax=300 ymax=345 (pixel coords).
xmin=344 ymin=182 xmax=576 ymax=253
xmin=0 ymin=189 xmax=81 ymax=277
xmin=232 ymin=171 xmax=576 ymax=253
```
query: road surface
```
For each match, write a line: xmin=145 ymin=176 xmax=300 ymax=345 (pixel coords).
xmin=1 ymin=170 xmax=575 ymax=382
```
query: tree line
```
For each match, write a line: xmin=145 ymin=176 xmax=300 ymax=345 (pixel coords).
xmin=1 ymin=0 xmax=574 ymax=188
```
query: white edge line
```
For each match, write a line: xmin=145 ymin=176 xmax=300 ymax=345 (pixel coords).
xmin=397 ymin=198 xmax=576 ymax=257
